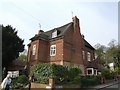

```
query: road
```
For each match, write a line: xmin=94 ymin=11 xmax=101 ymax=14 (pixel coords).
xmin=97 ymin=81 xmax=120 ymax=90
xmin=84 ymin=81 xmax=120 ymax=90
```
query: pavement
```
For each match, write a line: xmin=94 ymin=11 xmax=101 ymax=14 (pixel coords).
xmin=87 ymin=80 xmax=120 ymax=90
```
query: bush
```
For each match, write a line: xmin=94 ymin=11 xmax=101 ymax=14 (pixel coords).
xmin=30 ymin=63 xmax=82 ymax=84
xmin=30 ymin=64 xmax=68 ymax=84
xmin=80 ymin=76 xmax=101 ymax=87
xmin=101 ymin=68 xmax=111 ymax=79
xmin=115 ymin=67 xmax=120 ymax=74
xmin=11 ymin=75 xmax=28 ymax=89
xmin=67 ymin=66 xmax=81 ymax=79
xmin=17 ymin=75 xmax=28 ymax=84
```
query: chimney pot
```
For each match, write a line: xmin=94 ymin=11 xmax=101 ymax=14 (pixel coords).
xmin=38 ymin=30 xmax=44 ymax=34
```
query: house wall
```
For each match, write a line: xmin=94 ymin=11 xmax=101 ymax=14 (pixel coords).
xmin=28 ymin=40 xmax=39 ymax=65
xmin=63 ymin=16 xmax=84 ymax=65
xmin=28 ymin=16 xmax=96 ymax=76
xmin=49 ymin=38 xmax=64 ymax=63
xmin=38 ymin=39 xmax=49 ymax=63
xmin=83 ymin=47 xmax=95 ymax=65
xmin=63 ymin=24 xmax=73 ymax=63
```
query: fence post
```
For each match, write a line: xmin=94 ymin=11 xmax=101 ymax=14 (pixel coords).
xmin=49 ymin=78 xmax=55 ymax=88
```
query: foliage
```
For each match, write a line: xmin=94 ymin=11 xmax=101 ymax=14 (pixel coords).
xmin=18 ymin=54 xmax=27 ymax=61
xmin=11 ymin=75 xmax=28 ymax=89
xmin=94 ymin=39 xmax=120 ymax=69
xmin=115 ymin=67 xmax=120 ymax=74
xmin=30 ymin=63 xmax=68 ymax=84
xmin=80 ymin=75 xmax=101 ymax=87
xmin=17 ymin=75 xmax=28 ymax=84
xmin=18 ymin=49 xmax=27 ymax=61
xmin=30 ymin=63 xmax=81 ymax=84
xmin=2 ymin=25 xmax=24 ymax=68
xmin=94 ymin=43 xmax=107 ymax=65
xmin=67 ymin=66 xmax=81 ymax=79
xmin=101 ymin=68 xmax=111 ymax=78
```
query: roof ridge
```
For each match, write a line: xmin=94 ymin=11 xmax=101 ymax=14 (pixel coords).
xmin=44 ymin=22 xmax=73 ymax=33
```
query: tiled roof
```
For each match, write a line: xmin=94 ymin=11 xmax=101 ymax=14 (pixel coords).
xmin=86 ymin=57 xmax=104 ymax=71
xmin=30 ymin=22 xmax=94 ymax=50
xmin=84 ymin=39 xmax=95 ymax=50
xmin=7 ymin=59 xmax=26 ymax=71
xmin=44 ymin=22 xmax=73 ymax=39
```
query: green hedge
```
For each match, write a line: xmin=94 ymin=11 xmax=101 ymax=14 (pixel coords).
xmin=30 ymin=63 xmax=81 ymax=84
xmin=80 ymin=75 xmax=101 ymax=87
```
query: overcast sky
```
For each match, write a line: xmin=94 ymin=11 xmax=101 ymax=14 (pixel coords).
xmin=0 ymin=0 xmax=119 ymax=49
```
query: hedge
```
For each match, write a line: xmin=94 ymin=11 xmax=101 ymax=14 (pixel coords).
xmin=30 ymin=63 xmax=81 ymax=84
xmin=80 ymin=75 xmax=101 ymax=87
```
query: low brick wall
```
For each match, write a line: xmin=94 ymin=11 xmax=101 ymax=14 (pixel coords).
xmin=31 ymin=82 xmax=47 ymax=88
xmin=56 ymin=84 xmax=81 ymax=88
xmin=31 ymin=82 xmax=81 ymax=89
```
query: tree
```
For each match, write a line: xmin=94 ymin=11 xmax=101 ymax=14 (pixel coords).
xmin=18 ymin=49 xmax=27 ymax=61
xmin=105 ymin=40 xmax=119 ymax=65
xmin=2 ymin=25 xmax=24 ymax=69
xmin=94 ymin=43 xmax=107 ymax=65
xmin=101 ymin=68 xmax=111 ymax=79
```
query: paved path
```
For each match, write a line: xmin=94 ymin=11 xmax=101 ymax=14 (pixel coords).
xmin=94 ymin=81 xmax=119 ymax=88
xmin=86 ymin=80 xmax=120 ymax=90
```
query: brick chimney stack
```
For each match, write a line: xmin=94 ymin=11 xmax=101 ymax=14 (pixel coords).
xmin=72 ymin=16 xmax=81 ymax=34
xmin=72 ymin=16 xmax=79 ymax=27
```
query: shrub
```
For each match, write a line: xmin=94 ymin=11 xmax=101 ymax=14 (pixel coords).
xmin=67 ymin=66 xmax=82 ymax=79
xmin=17 ymin=75 xmax=28 ymax=84
xmin=30 ymin=64 xmax=82 ymax=84
xmin=101 ymin=68 xmax=111 ymax=79
xmin=80 ymin=76 xmax=101 ymax=87
xmin=115 ymin=67 xmax=120 ymax=74
xmin=11 ymin=75 xmax=28 ymax=89
xmin=30 ymin=64 xmax=68 ymax=84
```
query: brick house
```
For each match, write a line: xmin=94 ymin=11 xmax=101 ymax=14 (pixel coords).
xmin=28 ymin=16 xmax=101 ymax=75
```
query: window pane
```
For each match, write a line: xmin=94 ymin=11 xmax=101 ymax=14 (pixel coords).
xmin=32 ymin=44 xmax=36 ymax=55
xmin=52 ymin=30 xmax=57 ymax=38
xmin=82 ymin=51 xmax=85 ymax=60
xmin=88 ymin=70 xmax=92 ymax=74
xmin=50 ymin=45 xmax=56 ymax=56
xmin=87 ymin=52 xmax=91 ymax=61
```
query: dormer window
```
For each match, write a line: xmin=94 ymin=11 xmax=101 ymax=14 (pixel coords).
xmin=52 ymin=30 xmax=57 ymax=38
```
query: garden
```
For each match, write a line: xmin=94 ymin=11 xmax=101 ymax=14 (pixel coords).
xmin=10 ymin=63 xmax=117 ymax=89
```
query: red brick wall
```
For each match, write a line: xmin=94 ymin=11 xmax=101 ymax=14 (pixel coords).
xmin=63 ymin=25 xmax=73 ymax=62
xmin=49 ymin=38 xmax=64 ymax=62
xmin=83 ymin=47 xmax=95 ymax=65
xmin=28 ymin=40 xmax=39 ymax=65
xmin=63 ymin=16 xmax=84 ymax=65
xmin=38 ymin=39 xmax=49 ymax=63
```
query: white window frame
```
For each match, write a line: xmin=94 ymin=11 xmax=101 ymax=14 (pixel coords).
xmin=50 ymin=45 xmax=56 ymax=56
xmin=87 ymin=68 xmax=94 ymax=75
xmin=82 ymin=51 xmax=85 ymax=60
xmin=32 ymin=44 xmax=36 ymax=55
xmin=87 ymin=52 xmax=91 ymax=61
xmin=52 ymin=30 xmax=57 ymax=38
xmin=94 ymin=69 xmax=97 ymax=75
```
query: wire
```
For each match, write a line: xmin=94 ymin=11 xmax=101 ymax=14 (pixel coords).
xmin=7 ymin=0 xmax=41 ymax=23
